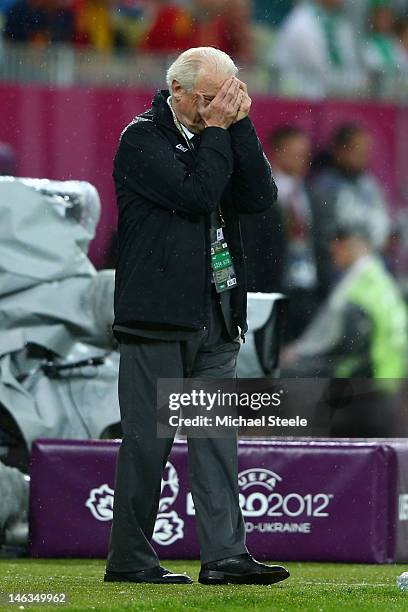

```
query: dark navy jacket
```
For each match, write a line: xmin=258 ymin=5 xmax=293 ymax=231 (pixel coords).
xmin=113 ymin=89 xmax=278 ymax=338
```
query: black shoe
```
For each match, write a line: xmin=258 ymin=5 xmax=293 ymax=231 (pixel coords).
xmin=104 ymin=566 xmax=193 ymax=584
xmin=198 ymin=552 xmax=290 ymax=585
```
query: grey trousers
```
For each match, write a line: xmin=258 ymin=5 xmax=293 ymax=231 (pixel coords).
xmin=106 ymin=291 xmax=247 ymax=572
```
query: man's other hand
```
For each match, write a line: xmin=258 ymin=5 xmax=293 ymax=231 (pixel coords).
xmin=234 ymin=79 xmax=251 ymax=123
xmin=197 ymin=77 xmax=243 ymax=130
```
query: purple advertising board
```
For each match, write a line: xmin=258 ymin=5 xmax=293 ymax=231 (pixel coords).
xmin=29 ymin=438 xmax=408 ymax=563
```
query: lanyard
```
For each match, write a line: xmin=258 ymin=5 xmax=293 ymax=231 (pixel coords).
xmin=167 ymin=95 xmax=195 ymax=152
xmin=167 ymin=96 xmax=226 ymax=228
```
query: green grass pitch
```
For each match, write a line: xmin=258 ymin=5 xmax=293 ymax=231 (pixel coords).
xmin=1 ymin=560 xmax=408 ymax=611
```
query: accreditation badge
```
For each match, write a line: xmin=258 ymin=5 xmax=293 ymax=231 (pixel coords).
xmin=210 ymin=226 xmax=238 ymax=293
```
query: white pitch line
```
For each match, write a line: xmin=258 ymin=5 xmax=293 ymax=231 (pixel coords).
xmin=1 ymin=578 xmax=393 ymax=588
xmin=302 ymin=582 xmax=390 ymax=587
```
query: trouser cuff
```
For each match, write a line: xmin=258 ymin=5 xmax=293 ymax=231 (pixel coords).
xmin=200 ymin=543 xmax=248 ymax=565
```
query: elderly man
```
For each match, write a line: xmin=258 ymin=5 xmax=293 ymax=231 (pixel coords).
xmin=104 ymin=47 xmax=289 ymax=586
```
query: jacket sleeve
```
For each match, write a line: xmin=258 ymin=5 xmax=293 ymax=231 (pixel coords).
xmin=228 ymin=117 xmax=278 ymax=214
xmin=114 ymin=122 xmax=234 ymax=216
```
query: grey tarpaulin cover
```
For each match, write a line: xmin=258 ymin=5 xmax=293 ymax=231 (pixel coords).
xmin=0 ymin=461 xmax=29 ymax=543
xmin=0 ymin=177 xmax=120 ymax=450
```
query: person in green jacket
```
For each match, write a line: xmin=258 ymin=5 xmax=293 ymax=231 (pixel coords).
xmin=282 ymin=224 xmax=408 ymax=383
xmin=281 ymin=223 xmax=408 ymax=435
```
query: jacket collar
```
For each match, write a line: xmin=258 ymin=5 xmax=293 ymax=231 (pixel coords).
xmin=152 ymin=90 xmax=197 ymax=142
xmin=152 ymin=89 xmax=176 ymax=130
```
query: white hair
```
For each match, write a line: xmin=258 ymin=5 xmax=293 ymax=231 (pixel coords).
xmin=166 ymin=47 xmax=238 ymax=92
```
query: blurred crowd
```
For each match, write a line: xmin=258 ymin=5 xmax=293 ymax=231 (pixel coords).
xmin=1 ymin=0 xmax=408 ymax=96
xmin=0 ymin=0 xmax=255 ymax=60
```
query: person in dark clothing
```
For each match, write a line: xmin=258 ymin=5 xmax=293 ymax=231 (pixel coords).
xmin=105 ymin=47 xmax=289 ymax=587
xmin=4 ymin=0 xmax=74 ymax=44
xmin=269 ymin=126 xmax=319 ymax=341
xmin=4 ymin=0 xmax=47 ymax=42
xmin=309 ymin=122 xmax=390 ymax=298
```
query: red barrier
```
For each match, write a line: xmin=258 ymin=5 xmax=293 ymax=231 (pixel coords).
xmin=0 ymin=83 xmax=404 ymax=268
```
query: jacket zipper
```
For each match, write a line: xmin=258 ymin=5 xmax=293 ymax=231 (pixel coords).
xmin=202 ymin=214 xmax=211 ymax=331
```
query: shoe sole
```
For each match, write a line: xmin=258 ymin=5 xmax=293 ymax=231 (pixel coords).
xmin=104 ymin=574 xmax=193 ymax=585
xmin=198 ymin=569 xmax=290 ymax=585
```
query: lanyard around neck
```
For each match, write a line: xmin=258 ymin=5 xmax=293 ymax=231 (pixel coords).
xmin=167 ymin=96 xmax=195 ymax=152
